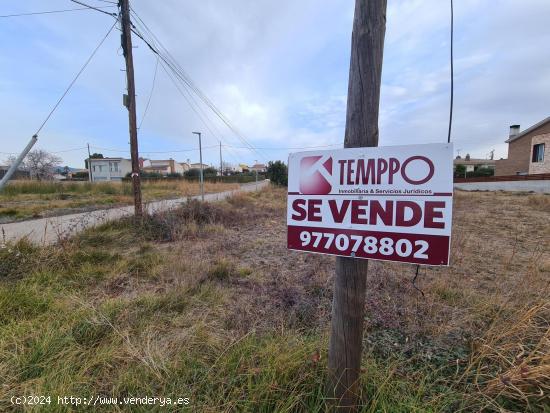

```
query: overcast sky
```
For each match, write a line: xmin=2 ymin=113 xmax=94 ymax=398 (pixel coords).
xmin=1 ymin=0 xmax=549 ymax=168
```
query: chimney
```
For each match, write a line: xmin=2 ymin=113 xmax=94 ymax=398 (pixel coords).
xmin=509 ymin=124 xmax=520 ymax=137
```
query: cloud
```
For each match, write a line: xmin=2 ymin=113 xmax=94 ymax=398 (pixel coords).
xmin=1 ymin=0 xmax=549 ymax=167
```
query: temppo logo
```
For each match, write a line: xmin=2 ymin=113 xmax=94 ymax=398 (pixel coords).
xmin=299 ymin=155 xmax=333 ymax=194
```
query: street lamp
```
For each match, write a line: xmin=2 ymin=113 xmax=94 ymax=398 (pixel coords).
xmin=192 ymin=131 xmax=204 ymax=201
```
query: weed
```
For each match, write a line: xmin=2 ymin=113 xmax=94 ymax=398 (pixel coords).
xmin=0 ymin=283 xmax=52 ymax=325
xmin=527 ymin=194 xmax=550 ymax=212
xmin=461 ymin=302 xmax=550 ymax=412
xmin=0 ymin=180 xmax=239 ymax=222
xmin=208 ymin=258 xmax=236 ymax=281
xmin=0 ymin=239 xmax=39 ymax=279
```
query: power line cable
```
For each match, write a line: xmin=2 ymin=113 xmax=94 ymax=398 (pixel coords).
xmin=413 ymin=0 xmax=455 ymax=292
xmin=51 ymin=147 xmax=88 ymax=153
xmin=90 ymin=144 xmax=219 ymax=154
xmin=224 ymin=143 xmax=343 ymax=150
xmin=34 ymin=19 xmax=118 ymax=137
xmin=135 ymin=25 xmax=267 ymax=162
xmin=128 ymin=9 xmax=269 ymax=161
xmin=447 ymin=0 xmax=454 ymax=144
xmin=138 ymin=55 xmax=159 ymax=130
xmin=157 ymin=56 xmax=241 ymax=163
xmin=120 ymin=13 xmax=235 ymax=162
xmin=157 ymin=59 xmax=240 ymax=164
xmin=88 ymin=142 xmax=341 ymax=154
xmin=69 ymin=0 xmax=117 ymax=17
xmin=0 ymin=6 xmax=115 ymax=18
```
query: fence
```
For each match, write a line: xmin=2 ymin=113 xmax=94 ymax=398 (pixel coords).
xmin=123 ymin=173 xmax=266 ymax=185
xmin=454 ymin=173 xmax=550 ymax=183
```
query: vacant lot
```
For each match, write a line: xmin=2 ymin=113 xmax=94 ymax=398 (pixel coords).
xmin=0 ymin=187 xmax=548 ymax=412
xmin=0 ymin=180 xmax=239 ymax=223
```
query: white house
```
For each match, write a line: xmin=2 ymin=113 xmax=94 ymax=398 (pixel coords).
xmin=89 ymin=158 xmax=132 ymax=181
xmin=179 ymin=162 xmax=191 ymax=172
xmin=141 ymin=159 xmax=184 ymax=176
xmin=190 ymin=162 xmax=210 ymax=170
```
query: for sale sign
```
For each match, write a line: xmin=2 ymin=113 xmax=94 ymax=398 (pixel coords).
xmin=287 ymin=143 xmax=453 ymax=265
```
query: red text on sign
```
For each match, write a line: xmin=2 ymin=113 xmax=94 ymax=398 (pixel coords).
xmin=291 ymin=199 xmax=446 ymax=229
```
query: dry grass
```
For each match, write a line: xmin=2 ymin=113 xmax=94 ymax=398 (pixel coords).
xmin=0 ymin=187 xmax=548 ymax=411
xmin=0 ymin=180 xmax=239 ymax=222
xmin=461 ymin=302 xmax=549 ymax=411
xmin=527 ymin=194 xmax=550 ymax=212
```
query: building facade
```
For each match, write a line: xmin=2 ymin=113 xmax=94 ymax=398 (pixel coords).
xmin=250 ymin=163 xmax=267 ymax=173
xmin=0 ymin=166 xmax=30 ymax=180
xmin=89 ymin=158 xmax=132 ymax=181
xmin=495 ymin=118 xmax=550 ymax=176
xmin=190 ymin=163 xmax=210 ymax=170
xmin=140 ymin=159 xmax=184 ymax=176
xmin=453 ymin=155 xmax=495 ymax=173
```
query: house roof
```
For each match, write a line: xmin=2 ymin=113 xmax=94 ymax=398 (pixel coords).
xmin=143 ymin=165 xmax=169 ymax=171
xmin=89 ymin=157 xmax=127 ymax=161
xmin=506 ymin=116 xmax=550 ymax=143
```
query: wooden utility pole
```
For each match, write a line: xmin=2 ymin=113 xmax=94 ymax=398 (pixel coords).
xmin=193 ymin=132 xmax=205 ymax=201
xmin=87 ymin=143 xmax=93 ymax=182
xmin=219 ymin=141 xmax=223 ymax=177
xmin=119 ymin=0 xmax=142 ymax=218
xmin=327 ymin=1 xmax=387 ymax=410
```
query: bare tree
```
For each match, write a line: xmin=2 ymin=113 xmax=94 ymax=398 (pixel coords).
xmin=4 ymin=155 xmax=18 ymax=166
xmin=22 ymin=150 xmax=62 ymax=180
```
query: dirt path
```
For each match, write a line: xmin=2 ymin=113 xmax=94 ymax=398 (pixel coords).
xmin=1 ymin=181 xmax=269 ymax=245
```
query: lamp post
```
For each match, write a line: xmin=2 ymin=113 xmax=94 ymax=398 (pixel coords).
xmin=192 ymin=131 xmax=204 ymax=201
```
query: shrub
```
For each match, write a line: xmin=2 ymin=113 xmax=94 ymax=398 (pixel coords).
xmin=0 ymin=239 xmax=39 ymax=279
xmin=267 ymin=160 xmax=288 ymax=186
xmin=140 ymin=199 xmax=237 ymax=242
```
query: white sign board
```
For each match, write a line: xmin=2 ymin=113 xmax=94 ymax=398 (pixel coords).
xmin=287 ymin=143 xmax=453 ymax=265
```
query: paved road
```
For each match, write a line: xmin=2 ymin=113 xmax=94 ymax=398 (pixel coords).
xmin=1 ymin=180 xmax=269 ymax=245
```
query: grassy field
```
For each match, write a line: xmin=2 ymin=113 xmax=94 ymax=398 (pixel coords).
xmin=0 ymin=180 xmax=240 ymax=223
xmin=0 ymin=187 xmax=548 ymax=412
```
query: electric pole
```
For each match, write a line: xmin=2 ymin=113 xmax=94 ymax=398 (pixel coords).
xmin=193 ymin=131 xmax=204 ymax=201
xmin=254 ymin=159 xmax=258 ymax=190
xmin=327 ymin=1 xmax=387 ymax=411
xmin=0 ymin=135 xmax=37 ymax=191
xmin=219 ymin=141 xmax=223 ymax=178
xmin=87 ymin=143 xmax=93 ymax=182
xmin=119 ymin=0 xmax=142 ymax=218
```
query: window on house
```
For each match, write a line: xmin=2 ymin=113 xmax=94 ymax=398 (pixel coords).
xmin=532 ymin=143 xmax=545 ymax=162
xmin=98 ymin=165 xmax=103 ymax=172
xmin=93 ymin=165 xmax=96 ymax=172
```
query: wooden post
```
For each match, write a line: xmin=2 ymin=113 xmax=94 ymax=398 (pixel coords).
xmin=120 ymin=0 xmax=143 ymax=218
xmin=87 ymin=143 xmax=93 ymax=182
xmin=327 ymin=0 xmax=387 ymax=410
